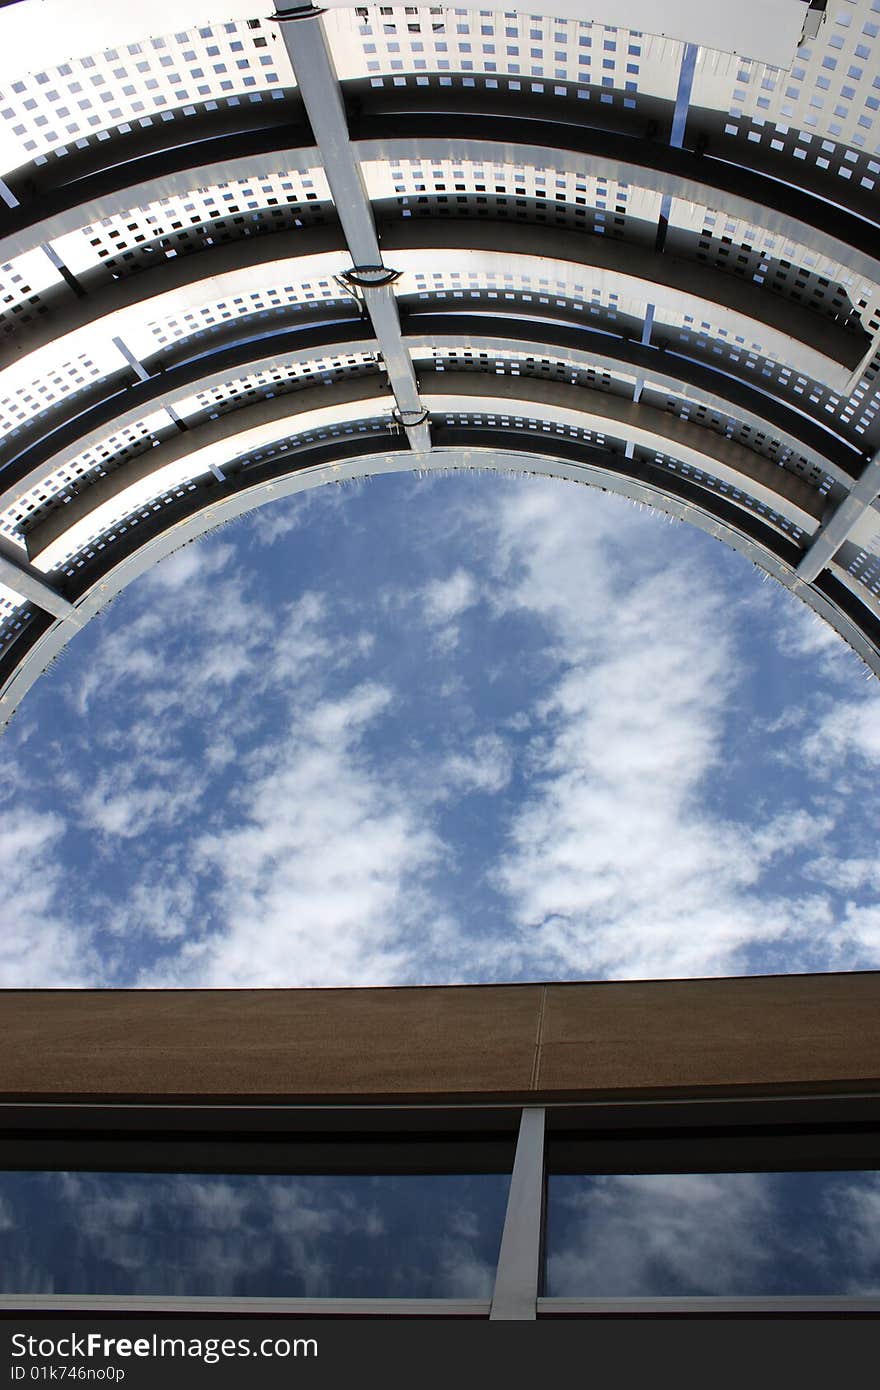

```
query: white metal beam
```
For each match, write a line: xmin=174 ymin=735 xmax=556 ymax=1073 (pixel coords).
xmin=0 ymin=539 xmax=78 ymax=622
xmin=490 ymin=1107 xmax=546 ymax=1321
xmin=0 ymin=1294 xmax=490 ymax=1315
xmin=796 ymin=452 xmax=880 ymax=582
xmin=538 ymin=1296 xmax=880 ymax=1316
xmin=272 ymin=4 xmax=430 ymax=452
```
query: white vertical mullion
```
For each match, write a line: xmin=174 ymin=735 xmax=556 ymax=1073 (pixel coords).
xmin=490 ymin=1106 xmax=546 ymax=1321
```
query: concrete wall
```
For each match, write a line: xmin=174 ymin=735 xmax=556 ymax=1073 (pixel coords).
xmin=3 ymin=972 xmax=880 ymax=1103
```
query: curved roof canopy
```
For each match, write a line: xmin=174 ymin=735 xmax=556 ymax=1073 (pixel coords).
xmin=1 ymin=0 xmax=879 ymax=723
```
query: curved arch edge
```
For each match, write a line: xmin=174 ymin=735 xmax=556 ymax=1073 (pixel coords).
xmin=2 ymin=443 xmax=877 ymax=732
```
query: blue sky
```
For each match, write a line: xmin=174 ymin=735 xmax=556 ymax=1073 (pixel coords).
xmin=1 ymin=470 xmax=879 ymax=988
xmin=3 ymin=470 xmax=880 ymax=1300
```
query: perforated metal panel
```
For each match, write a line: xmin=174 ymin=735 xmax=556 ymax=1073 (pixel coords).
xmin=419 ymin=340 xmax=841 ymax=497
xmin=416 ymin=343 xmax=843 ymax=497
xmin=364 ymin=157 xmax=661 ymax=240
xmin=666 ymin=196 xmax=880 ymax=335
xmin=173 ymin=350 xmax=380 ymax=424
xmin=692 ymin=2 xmax=880 ymax=161
xmin=0 ymin=256 xmax=353 ymax=444
xmin=0 ymin=340 xmax=122 ymax=447
xmin=327 ymin=6 xmax=680 ymax=104
xmin=435 ymin=406 xmax=621 ymax=451
xmin=48 ymin=472 xmax=203 ymax=577
xmin=841 ymin=500 xmax=880 ymax=593
xmin=0 ymin=409 xmax=173 ymax=541
xmin=428 ymin=404 xmax=803 ymax=540
xmin=43 ymin=411 xmax=394 ymax=578
xmin=0 ymin=597 xmax=32 ymax=664
xmin=846 ymin=546 xmax=880 ymax=599
xmin=411 ymin=306 xmax=872 ymax=461
xmin=637 ymin=384 xmax=838 ymax=496
xmin=138 ymin=278 xmax=349 ymax=356
xmin=392 ymin=246 xmax=862 ymax=414
xmin=0 ymin=354 xmax=381 ymax=546
xmin=52 ymin=168 xmax=333 ymax=278
xmin=640 ymin=444 xmax=808 ymax=543
xmin=0 ymin=579 xmax=26 ymax=634
xmin=420 ymin=343 xmax=638 ymax=397
xmin=0 ymin=15 xmax=293 ymax=177
xmin=647 ymin=320 xmax=870 ymax=445
xmin=396 ymin=249 xmax=646 ymax=335
xmin=0 ymin=247 xmax=65 ymax=333
xmin=0 ymin=0 xmax=878 ymax=700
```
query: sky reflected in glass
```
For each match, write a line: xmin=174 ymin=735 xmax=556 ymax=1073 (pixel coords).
xmin=0 ymin=1171 xmax=509 ymax=1297
xmin=546 ymin=1171 xmax=880 ymax=1296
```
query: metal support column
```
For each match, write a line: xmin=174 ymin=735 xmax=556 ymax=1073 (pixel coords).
xmin=490 ymin=1106 xmax=546 ymax=1321
xmin=0 ymin=538 xmax=78 ymax=622
xmin=655 ymin=43 xmax=697 ymax=251
xmin=272 ymin=4 xmax=431 ymax=452
xmin=797 ymin=450 xmax=880 ymax=582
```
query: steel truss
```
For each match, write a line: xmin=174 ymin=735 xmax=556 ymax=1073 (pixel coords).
xmin=0 ymin=0 xmax=879 ymax=723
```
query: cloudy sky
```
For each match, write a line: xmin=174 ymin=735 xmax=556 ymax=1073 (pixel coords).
xmin=2 ymin=468 xmax=879 ymax=989
xmin=3 ymin=469 xmax=880 ymax=1297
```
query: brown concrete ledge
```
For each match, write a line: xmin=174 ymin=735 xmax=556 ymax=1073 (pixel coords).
xmin=2 ymin=972 xmax=880 ymax=1104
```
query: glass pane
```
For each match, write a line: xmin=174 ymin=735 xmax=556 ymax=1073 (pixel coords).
xmin=0 ymin=1171 xmax=509 ymax=1298
xmin=545 ymin=1172 xmax=880 ymax=1296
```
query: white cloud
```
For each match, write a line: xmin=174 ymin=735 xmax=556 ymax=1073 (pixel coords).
xmin=441 ymin=732 xmax=513 ymax=797
xmin=435 ymin=1244 xmax=494 ymax=1297
xmin=145 ymin=540 xmax=235 ymax=593
xmin=421 ymin=568 xmax=479 ymax=649
xmin=799 ymin=694 xmax=880 ymax=772
xmin=70 ymin=546 xmax=275 ymax=720
xmin=487 ymin=484 xmax=837 ymax=980
xmin=99 ymin=878 xmax=202 ymax=943
xmin=256 ymin=507 xmax=305 ymax=545
xmin=775 ymin=593 xmax=869 ymax=680
xmin=828 ymin=902 xmax=880 ymax=962
xmin=146 ymin=682 xmax=442 ymax=986
xmin=6 ymin=521 xmax=453 ymax=986
xmin=51 ymin=1173 xmax=391 ymax=1296
xmin=0 ymin=1170 xmax=499 ymax=1298
xmin=79 ymin=768 xmax=205 ymax=840
xmin=267 ymin=590 xmax=336 ymax=683
xmin=548 ymin=1173 xmax=774 ymax=1296
xmin=825 ymin=1174 xmax=880 ymax=1293
xmin=0 ymin=807 xmax=95 ymax=985
xmin=805 ymin=854 xmax=879 ymax=894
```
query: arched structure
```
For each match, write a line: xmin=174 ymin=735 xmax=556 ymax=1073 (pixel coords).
xmin=1 ymin=0 xmax=880 ymax=725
